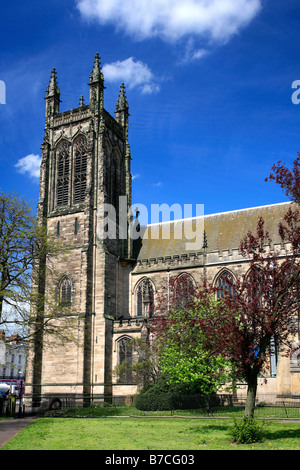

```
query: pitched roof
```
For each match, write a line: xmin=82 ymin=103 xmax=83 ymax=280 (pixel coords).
xmin=134 ymin=202 xmax=292 ymax=261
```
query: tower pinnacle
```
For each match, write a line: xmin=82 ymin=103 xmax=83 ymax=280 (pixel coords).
xmin=47 ymin=68 xmax=60 ymax=97
xmin=89 ymin=53 xmax=105 ymax=112
xmin=79 ymin=95 xmax=85 ymax=107
xmin=115 ymin=83 xmax=130 ymax=141
xmin=89 ymin=52 xmax=104 ymax=84
xmin=45 ymin=67 xmax=61 ymax=118
xmin=116 ymin=83 xmax=129 ymax=112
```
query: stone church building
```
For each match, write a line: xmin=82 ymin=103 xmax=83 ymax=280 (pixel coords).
xmin=25 ymin=54 xmax=300 ymax=410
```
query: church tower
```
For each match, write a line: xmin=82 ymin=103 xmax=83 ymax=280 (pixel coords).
xmin=26 ymin=54 xmax=133 ymax=409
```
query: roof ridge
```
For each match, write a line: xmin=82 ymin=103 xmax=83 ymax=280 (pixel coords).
xmin=143 ymin=201 xmax=291 ymax=228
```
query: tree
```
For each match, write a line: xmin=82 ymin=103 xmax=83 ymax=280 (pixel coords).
xmin=266 ymin=154 xmax=300 ymax=254
xmin=152 ymin=155 xmax=300 ymax=418
xmin=198 ymin=156 xmax=300 ymax=418
xmin=265 ymin=154 xmax=300 ymax=204
xmin=151 ymin=276 xmax=235 ymax=397
xmin=113 ymin=337 xmax=160 ymax=389
xmin=152 ymin=217 xmax=299 ymax=418
xmin=199 ymin=217 xmax=299 ymax=418
xmin=0 ymin=190 xmax=77 ymax=345
xmin=0 ymin=191 xmax=40 ymax=335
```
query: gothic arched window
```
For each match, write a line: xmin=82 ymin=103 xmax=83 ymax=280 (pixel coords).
xmin=136 ymin=278 xmax=154 ymax=318
xmin=59 ymin=277 xmax=72 ymax=306
xmin=174 ymin=273 xmax=195 ymax=306
xmin=215 ymin=270 xmax=235 ymax=300
xmin=118 ymin=336 xmax=132 ymax=383
xmin=73 ymin=136 xmax=87 ymax=204
xmin=56 ymin=141 xmax=70 ymax=207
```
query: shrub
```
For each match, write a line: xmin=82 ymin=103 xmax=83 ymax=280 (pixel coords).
xmin=135 ymin=393 xmax=174 ymax=411
xmin=135 ymin=392 xmax=220 ymax=411
xmin=135 ymin=393 xmax=219 ymax=411
xmin=230 ymin=417 xmax=264 ymax=444
xmin=135 ymin=376 xmax=221 ymax=411
xmin=256 ymin=401 xmax=267 ymax=408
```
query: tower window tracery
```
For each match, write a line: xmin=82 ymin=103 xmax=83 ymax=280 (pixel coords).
xmin=56 ymin=141 xmax=70 ymax=207
xmin=73 ymin=136 xmax=87 ymax=204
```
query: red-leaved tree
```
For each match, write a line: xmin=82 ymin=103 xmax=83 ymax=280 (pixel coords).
xmin=199 ymin=217 xmax=299 ymax=418
xmin=266 ymin=154 xmax=300 ymax=204
xmin=151 ymin=218 xmax=299 ymax=419
xmin=266 ymin=154 xmax=300 ymax=254
xmin=151 ymin=156 xmax=300 ymax=419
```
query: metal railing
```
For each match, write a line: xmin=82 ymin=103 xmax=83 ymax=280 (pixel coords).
xmin=19 ymin=392 xmax=300 ymax=420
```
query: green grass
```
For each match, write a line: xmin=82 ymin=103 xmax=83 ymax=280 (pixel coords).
xmin=1 ymin=416 xmax=300 ymax=450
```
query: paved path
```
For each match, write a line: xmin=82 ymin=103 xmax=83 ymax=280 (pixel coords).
xmin=0 ymin=417 xmax=37 ymax=448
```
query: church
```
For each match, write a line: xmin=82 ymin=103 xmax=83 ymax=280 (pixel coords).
xmin=25 ymin=54 xmax=300 ymax=411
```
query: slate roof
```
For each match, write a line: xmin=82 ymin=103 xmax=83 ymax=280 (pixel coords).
xmin=134 ymin=202 xmax=292 ymax=261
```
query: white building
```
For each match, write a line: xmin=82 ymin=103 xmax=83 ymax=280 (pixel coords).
xmin=0 ymin=331 xmax=27 ymax=380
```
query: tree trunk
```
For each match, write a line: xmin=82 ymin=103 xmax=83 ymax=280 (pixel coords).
xmin=245 ymin=374 xmax=258 ymax=419
xmin=0 ymin=295 xmax=3 ymax=320
xmin=0 ymin=263 xmax=7 ymax=321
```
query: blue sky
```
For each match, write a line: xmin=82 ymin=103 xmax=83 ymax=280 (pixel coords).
xmin=0 ymin=0 xmax=300 ymax=223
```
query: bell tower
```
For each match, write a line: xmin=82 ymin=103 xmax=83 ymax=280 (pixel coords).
xmin=26 ymin=54 xmax=133 ymax=409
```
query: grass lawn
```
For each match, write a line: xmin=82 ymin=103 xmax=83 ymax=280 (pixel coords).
xmin=1 ymin=417 xmax=300 ymax=450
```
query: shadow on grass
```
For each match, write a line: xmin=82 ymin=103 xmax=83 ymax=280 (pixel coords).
xmin=186 ymin=424 xmax=231 ymax=434
xmin=262 ymin=426 xmax=300 ymax=441
xmin=45 ymin=404 xmax=127 ymax=418
xmin=176 ymin=406 xmax=244 ymax=417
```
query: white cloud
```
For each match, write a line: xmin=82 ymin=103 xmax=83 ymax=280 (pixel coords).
xmin=178 ymin=37 xmax=209 ymax=64
xmin=103 ymin=57 xmax=160 ymax=94
xmin=147 ymin=181 xmax=163 ymax=187
xmin=15 ymin=154 xmax=41 ymax=181
xmin=77 ymin=0 xmax=262 ymax=43
xmin=190 ymin=49 xmax=208 ymax=61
